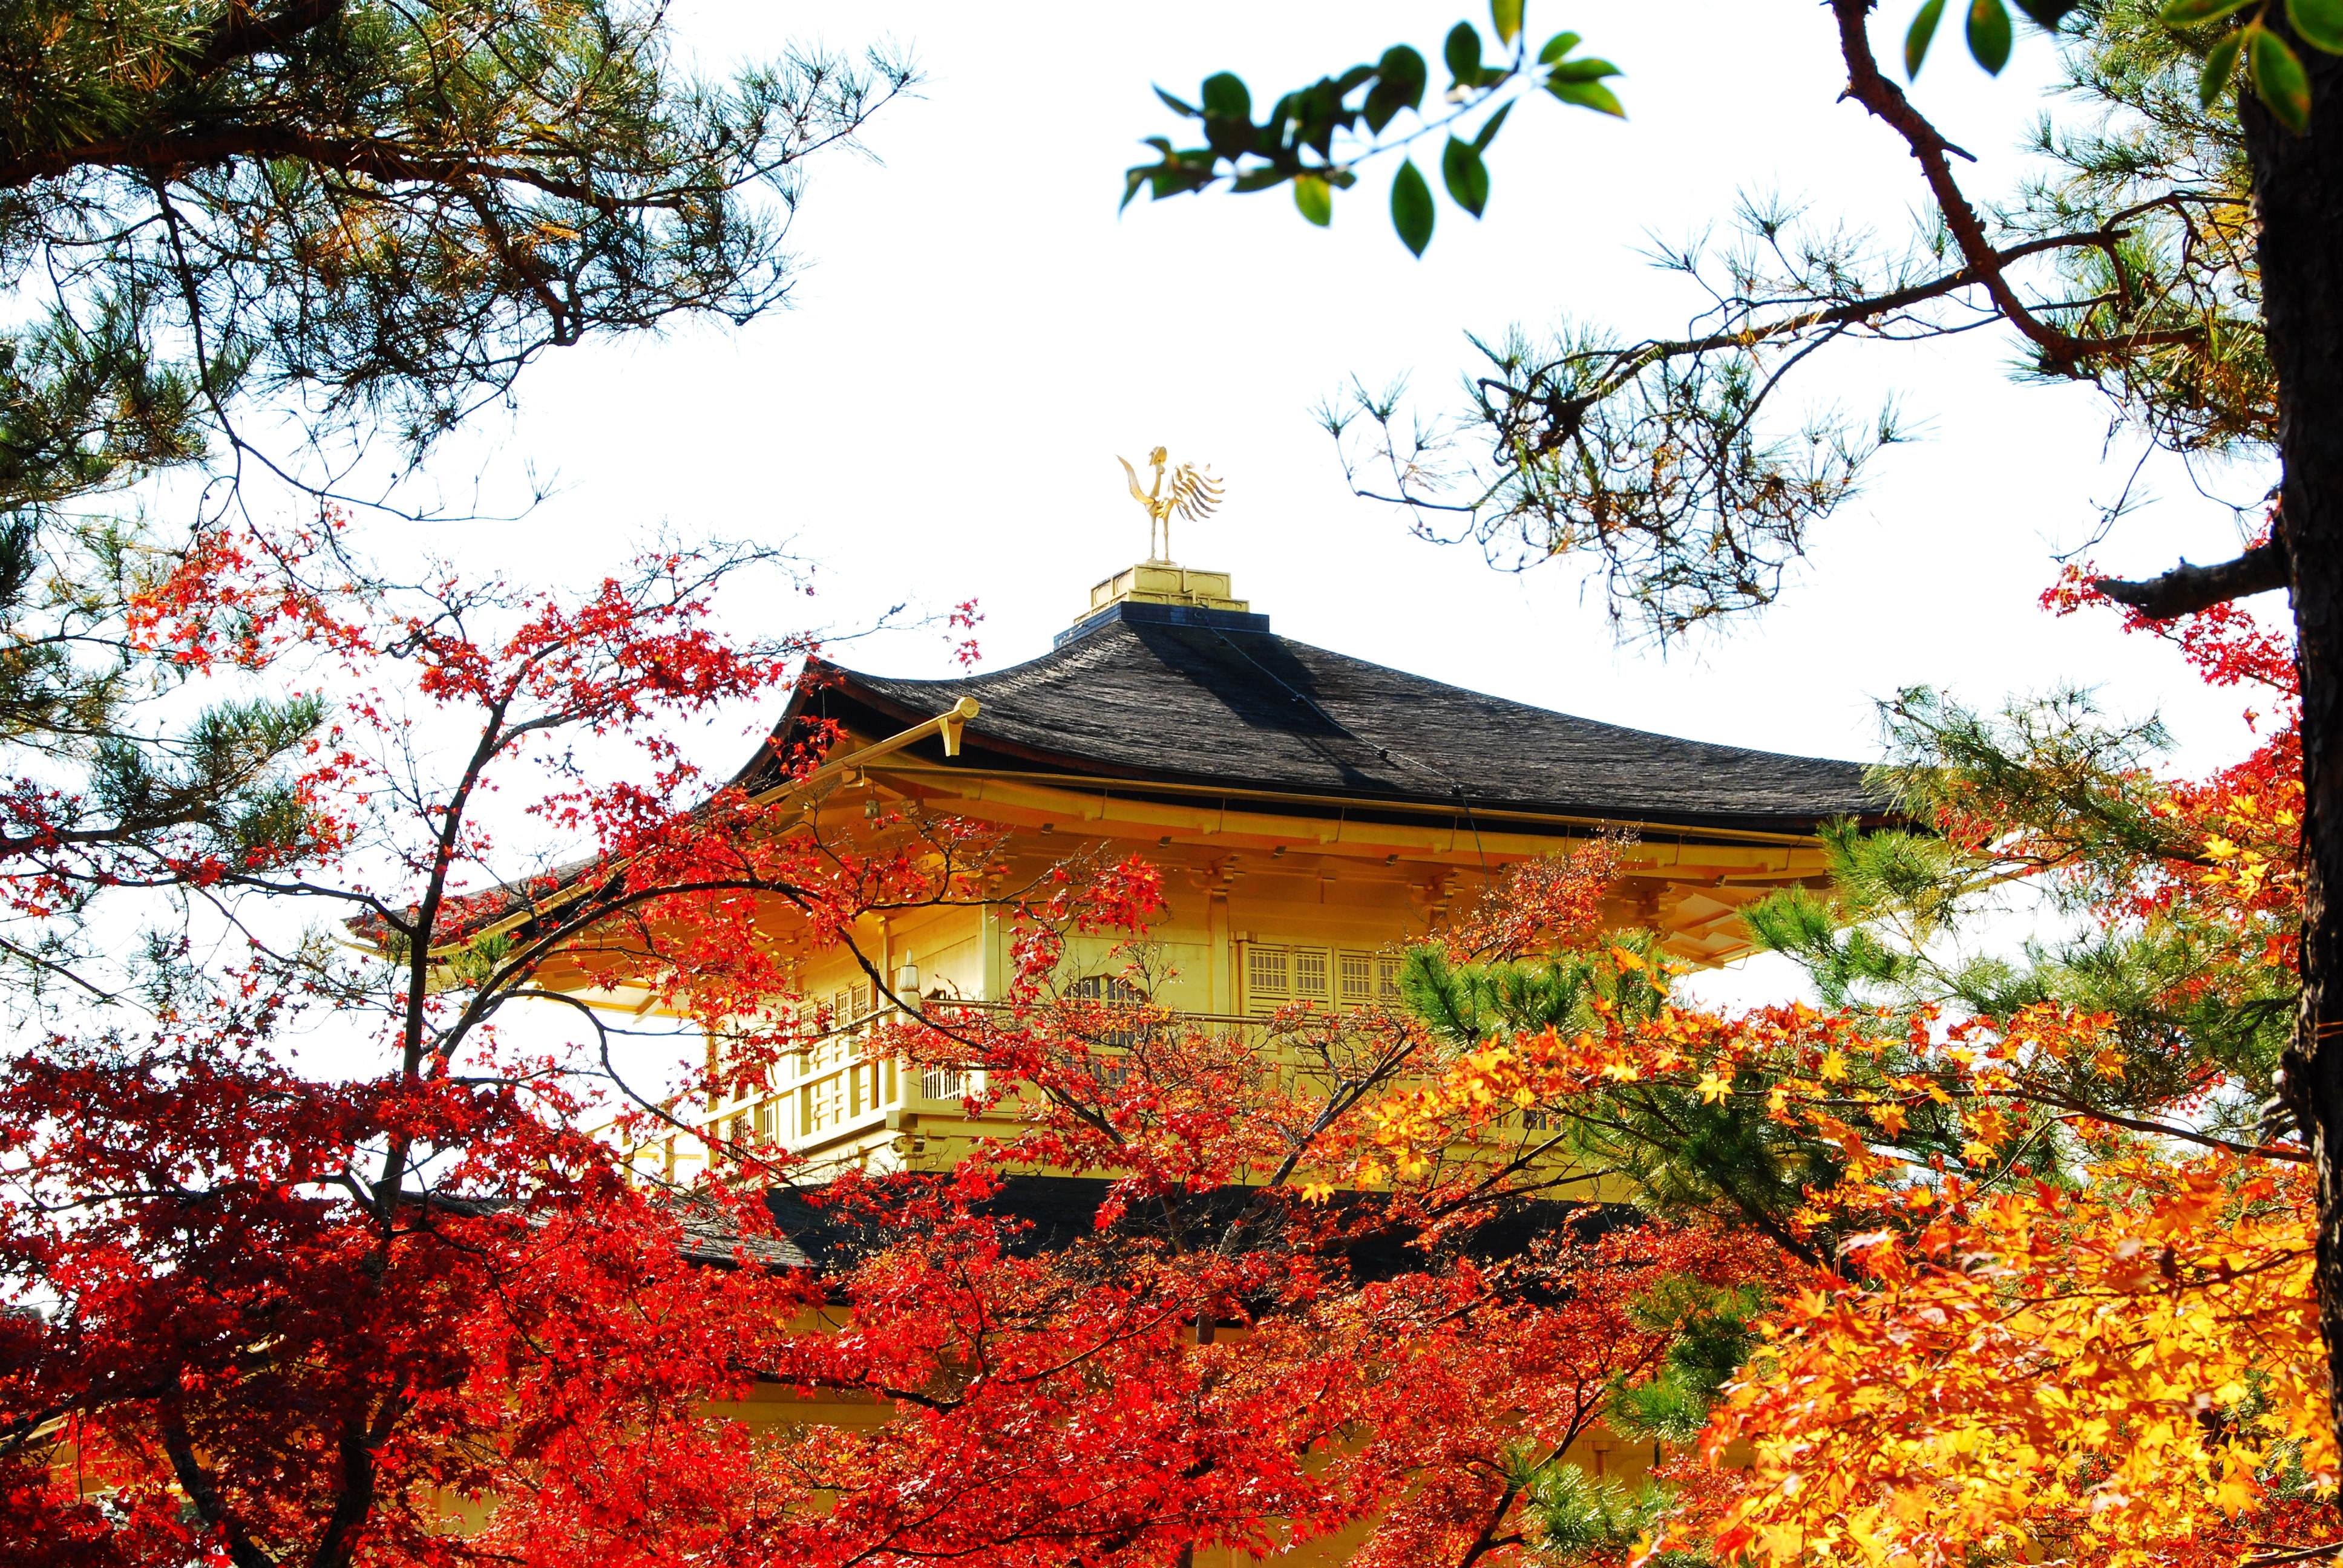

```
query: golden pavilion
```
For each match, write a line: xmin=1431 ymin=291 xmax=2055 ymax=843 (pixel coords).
xmin=618 ymin=554 xmax=1877 ymax=1187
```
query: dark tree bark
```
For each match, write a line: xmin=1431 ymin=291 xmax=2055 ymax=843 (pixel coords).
xmin=2095 ymin=538 xmax=2290 ymax=619
xmin=2244 ymin=30 xmax=2343 ymax=1458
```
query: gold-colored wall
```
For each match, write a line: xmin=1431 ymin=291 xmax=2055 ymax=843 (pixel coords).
xmin=629 ymin=753 xmax=1832 ymax=1185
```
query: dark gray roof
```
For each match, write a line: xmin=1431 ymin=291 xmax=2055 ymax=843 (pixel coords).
xmin=677 ymin=1205 xmax=813 ymax=1270
xmin=776 ymin=601 xmax=1881 ymax=834
xmin=739 ymin=1175 xmax=1627 ymax=1282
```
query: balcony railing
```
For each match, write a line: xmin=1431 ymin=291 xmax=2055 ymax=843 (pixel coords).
xmin=692 ymin=997 xmax=1318 ymax=1161
xmin=619 ymin=993 xmax=1573 ymax=1190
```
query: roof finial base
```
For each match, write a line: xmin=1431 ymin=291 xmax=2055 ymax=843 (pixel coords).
xmin=1080 ymin=563 xmax=1249 ymax=625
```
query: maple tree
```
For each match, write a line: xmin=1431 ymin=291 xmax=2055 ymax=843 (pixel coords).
xmin=1696 ymin=586 xmax=2320 ymax=1568
xmin=0 ymin=518 xmax=1800 ymax=1568
xmin=1277 ymin=572 xmax=2316 ymax=1568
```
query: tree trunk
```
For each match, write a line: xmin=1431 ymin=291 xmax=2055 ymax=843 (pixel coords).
xmin=2248 ymin=31 xmax=2343 ymax=1460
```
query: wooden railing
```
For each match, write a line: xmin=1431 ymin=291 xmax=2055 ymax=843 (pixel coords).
xmin=698 ymin=998 xmax=1306 ymax=1158
xmin=621 ymin=995 xmax=1570 ymax=1189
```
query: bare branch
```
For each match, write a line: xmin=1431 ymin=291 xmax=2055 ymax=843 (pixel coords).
xmin=2096 ymin=538 xmax=2292 ymax=619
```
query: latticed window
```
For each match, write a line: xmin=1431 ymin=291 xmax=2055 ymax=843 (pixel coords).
xmin=813 ymin=982 xmax=873 ymax=1071
xmin=1292 ymin=949 xmax=1328 ymax=1001
xmin=1247 ymin=945 xmax=1288 ymax=1004
xmin=1069 ymin=975 xmax=1147 ymax=1082
xmin=1251 ymin=944 xmax=1403 ymax=1014
xmin=920 ymin=1065 xmax=967 ymax=1101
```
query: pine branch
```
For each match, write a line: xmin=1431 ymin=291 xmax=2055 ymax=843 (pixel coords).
xmin=2095 ymin=538 xmax=2291 ymax=618
xmin=1829 ymin=0 xmax=2124 ymax=373
xmin=190 ymin=0 xmax=345 ymax=76
xmin=0 ymin=123 xmax=690 ymax=212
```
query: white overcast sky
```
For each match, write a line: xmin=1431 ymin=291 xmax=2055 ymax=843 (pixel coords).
xmin=418 ymin=2 xmax=2273 ymax=757
xmin=376 ymin=2 xmax=2282 ymax=1010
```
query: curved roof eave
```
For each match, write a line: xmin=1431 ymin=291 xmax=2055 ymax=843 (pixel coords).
xmin=749 ymin=608 xmax=1889 ymax=838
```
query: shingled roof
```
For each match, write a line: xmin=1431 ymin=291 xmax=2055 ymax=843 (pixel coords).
xmin=712 ymin=1175 xmax=1628 ymax=1284
xmin=763 ymin=600 xmax=1882 ymax=837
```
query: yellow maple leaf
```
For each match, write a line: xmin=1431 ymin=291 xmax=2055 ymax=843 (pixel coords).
xmin=2210 ymin=1454 xmax=2258 ymax=1514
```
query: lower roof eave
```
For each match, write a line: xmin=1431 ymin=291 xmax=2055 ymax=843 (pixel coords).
xmin=871 ymin=756 xmax=1889 ymax=848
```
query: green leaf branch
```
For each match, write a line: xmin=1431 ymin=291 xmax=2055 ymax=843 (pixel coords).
xmin=2149 ymin=0 xmax=2343 ymax=129
xmin=1123 ymin=2 xmax=1622 ymax=255
xmin=1904 ymin=0 xmax=2343 ymax=134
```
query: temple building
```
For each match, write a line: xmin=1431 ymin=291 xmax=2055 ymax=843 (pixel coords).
xmin=616 ymin=558 xmax=1879 ymax=1186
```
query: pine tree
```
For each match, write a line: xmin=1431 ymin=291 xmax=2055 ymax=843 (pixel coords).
xmin=0 ymin=0 xmax=908 ymax=1001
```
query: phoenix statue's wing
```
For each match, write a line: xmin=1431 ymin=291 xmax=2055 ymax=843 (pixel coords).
xmin=1167 ymin=464 xmax=1225 ymax=521
xmin=1116 ymin=456 xmax=1153 ymax=508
